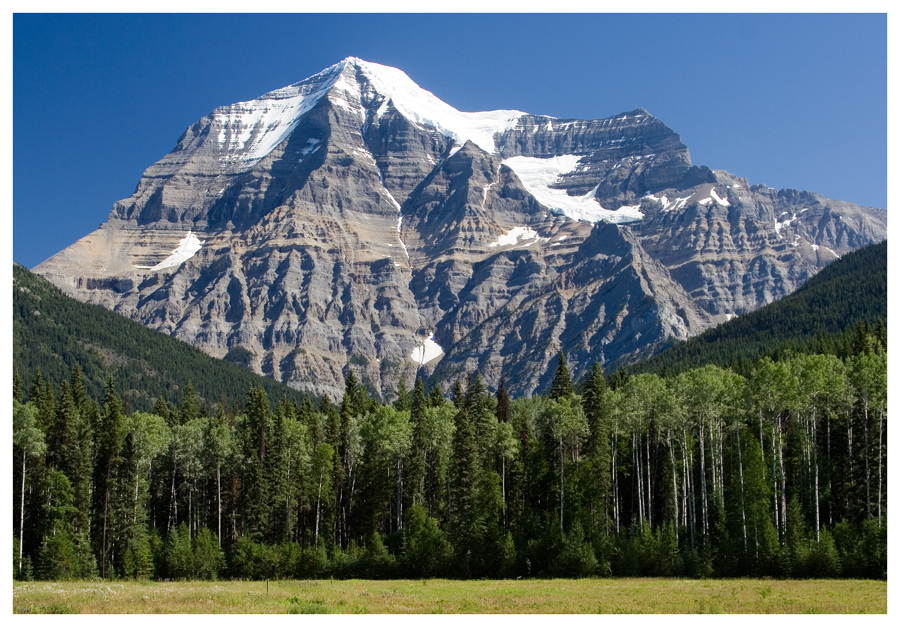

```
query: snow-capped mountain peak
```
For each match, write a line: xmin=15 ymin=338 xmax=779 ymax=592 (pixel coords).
xmin=213 ymin=60 xmax=345 ymax=166
xmin=338 ymin=58 xmax=526 ymax=153
xmin=213 ymin=57 xmax=526 ymax=166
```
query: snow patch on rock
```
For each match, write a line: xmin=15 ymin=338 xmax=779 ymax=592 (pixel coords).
xmin=135 ymin=232 xmax=203 ymax=272
xmin=488 ymin=226 xmax=544 ymax=248
xmin=503 ymin=155 xmax=643 ymax=223
xmin=710 ymin=188 xmax=730 ymax=207
xmin=774 ymin=213 xmax=798 ymax=239
xmin=410 ymin=333 xmax=443 ymax=365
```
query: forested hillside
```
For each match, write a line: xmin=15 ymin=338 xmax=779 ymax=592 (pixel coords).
xmin=14 ymin=333 xmax=886 ymax=581
xmin=13 ymin=263 xmax=309 ymax=412
xmin=619 ymin=241 xmax=887 ymax=378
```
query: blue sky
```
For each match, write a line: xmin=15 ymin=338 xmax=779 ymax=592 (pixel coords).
xmin=13 ymin=13 xmax=886 ymax=269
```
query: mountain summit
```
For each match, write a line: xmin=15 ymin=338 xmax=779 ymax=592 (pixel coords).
xmin=34 ymin=57 xmax=887 ymax=399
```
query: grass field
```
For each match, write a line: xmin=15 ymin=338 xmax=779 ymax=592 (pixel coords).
xmin=12 ymin=578 xmax=886 ymax=613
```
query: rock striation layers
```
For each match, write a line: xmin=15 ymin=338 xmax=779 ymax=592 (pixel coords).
xmin=35 ymin=58 xmax=887 ymax=399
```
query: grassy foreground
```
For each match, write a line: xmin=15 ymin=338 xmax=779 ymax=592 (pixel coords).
xmin=13 ymin=578 xmax=886 ymax=613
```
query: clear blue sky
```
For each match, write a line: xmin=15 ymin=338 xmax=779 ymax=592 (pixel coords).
xmin=13 ymin=13 xmax=886 ymax=269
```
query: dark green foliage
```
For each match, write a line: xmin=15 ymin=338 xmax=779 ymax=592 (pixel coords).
xmin=122 ymin=531 xmax=154 ymax=580
xmin=495 ymin=377 xmax=511 ymax=423
xmin=549 ymin=352 xmax=574 ymax=399
xmin=13 ymin=370 xmax=24 ymax=402
xmin=427 ymin=384 xmax=446 ymax=408
xmin=193 ymin=528 xmax=225 ymax=580
xmin=13 ymin=263 xmax=309 ymax=412
xmin=402 ymin=504 xmax=452 ymax=577
xmin=241 ymin=387 xmax=273 ymax=541
xmin=36 ymin=531 xmax=83 ymax=581
xmin=393 ymin=377 xmax=411 ymax=412
xmin=165 ymin=524 xmax=194 ymax=579
xmin=549 ymin=524 xmax=598 ymax=577
xmin=223 ymin=346 xmax=255 ymax=369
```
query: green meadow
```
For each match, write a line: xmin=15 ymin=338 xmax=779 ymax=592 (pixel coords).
xmin=13 ymin=578 xmax=886 ymax=614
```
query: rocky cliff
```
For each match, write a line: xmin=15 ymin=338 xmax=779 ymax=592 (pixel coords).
xmin=34 ymin=57 xmax=887 ymax=399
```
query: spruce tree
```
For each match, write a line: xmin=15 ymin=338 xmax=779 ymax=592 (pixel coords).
xmin=394 ymin=377 xmax=412 ymax=412
xmin=334 ymin=371 xmax=360 ymax=547
xmin=178 ymin=382 xmax=200 ymax=425
xmin=452 ymin=378 xmax=465 ymax=410
xmin=49 ymin=380 xmax=91 ymax=536
xmin=406 ymin=377 xmax=428 ymax=509
xmin=13 ymin=370 xmax=23 ymax=403
xmin=496 ymin=377 xmax=511 ymax=424
xmin=153 ymin=397 xmax=171 ymax=423
xmin=550 ymin=352 xmax=575 ymax=399
xmin=242 ymin=386 xmax=272 ymax=541
xmin=91 ymin=378 xmax=125 ymax=578
xmin=450 ymin=384 xmax=479 ymax=575
xmin=69 ymin=365 xmax=89 ymax=415
xmin=427 ymin=384 xmax=446 ymax=408
xmin=581 ymin=360 xmax=607 ymax=456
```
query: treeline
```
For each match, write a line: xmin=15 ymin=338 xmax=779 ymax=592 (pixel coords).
xmin=13 ymin=263 xmax=307 ymax=413
xmin=620 ymin=240 xmax=887 ymax=378
xmin=13 ymin=332 xmax=886 ymax=581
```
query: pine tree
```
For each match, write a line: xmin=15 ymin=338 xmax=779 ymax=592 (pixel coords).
xmin=496 ymin=377 xmax=511 ymax=424
xmin=581 ymin=361 xmax=607 ymax=456
xmin=242 ymin=386 xmax=272 ymax=541
xmin=69 ymin=365 xmax=89 ymax=416
xmin=334 ymin=371 xmax=360 ymax=548
xmin=91 ymin=377 xmax=125 ymax=578
xmin=550 ymin=352 xmax=575 ymax=400
xmin=406 ymin=377 xmax=428 ymax=510
xmin=450 ymin=378 xmax=480 ymax=574
xmin=394 ymin=377 xmax=412 ymax=412
xmin=48 ymin=380 xmax=91 ymax=536
xmin=580 ymin=361 xmax=612 ymax=538
xmin=452 ymin=378 xmax=465 ymax=410
xmin=31 ymin=371 xmax=56 ymax=433
xmin=178 ymin=382 xmax=200 ymax=425
xmin=13 ymin=370 xmax=23 ymax=403
xmin=427 ymin=384 xmax=446 ymax=408
xmin=154 ymin=397 xmax=171 ymax=423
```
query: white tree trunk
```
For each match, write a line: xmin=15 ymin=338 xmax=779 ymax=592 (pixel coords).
xmin=217 ymin=464 xmax=222 ymax=547
xmin=18 ymin=451 xmax=26 ymax=578
xmin=646 ymin=433 xmax=652 ymax=528
xmin=877 ymin=408 xmax=884 ymax=526
xmin=737 ymin=429 xmax=747 ymax=552
xmin=668 ymin=433 xmax=678 ymax=541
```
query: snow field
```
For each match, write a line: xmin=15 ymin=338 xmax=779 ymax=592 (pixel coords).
xmin=410 ymin=333 xmax=444 ymax=365
xmin=503 ymin=155 xmax=643 ymax=224
xmin=134 ymin=231 xmax=203 ymax=272
xmin=488 ymin=226 xmax=542 ymax=248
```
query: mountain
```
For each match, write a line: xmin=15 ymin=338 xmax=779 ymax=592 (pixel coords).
xmin=13 ymin=263 xmax=310 ymax=412
xmin=619 ymin=240 xmax=888 ymax=377
xmin=33 ymin=57 xmax=887 ymax=399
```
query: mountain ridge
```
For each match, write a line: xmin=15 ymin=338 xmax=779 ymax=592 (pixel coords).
xmin=618 ymin=240 xmax=888 ymax=378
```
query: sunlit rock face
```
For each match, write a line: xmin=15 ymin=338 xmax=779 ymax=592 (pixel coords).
xmin=35 ymin=58 xmax=887 ymax=399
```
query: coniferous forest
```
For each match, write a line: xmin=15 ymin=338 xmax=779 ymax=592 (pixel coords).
xmin=13 ymin=334 xmax=886 ymax=581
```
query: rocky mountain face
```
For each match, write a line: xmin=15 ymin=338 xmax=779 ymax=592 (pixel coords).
xmin=34 ymin=57 xmax=887 ymax=400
